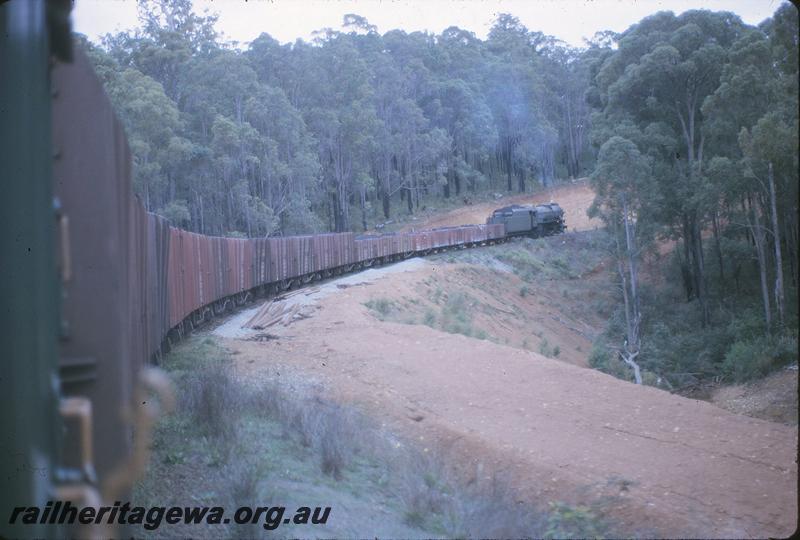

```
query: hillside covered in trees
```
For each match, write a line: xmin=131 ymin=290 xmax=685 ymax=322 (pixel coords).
xmin=81 ymin=0 xmax=598 ymax=236
xmin=585 ymin=3 xmax=798 ymax=388
xmin=82 ymin=0 xmax=797 ymax=389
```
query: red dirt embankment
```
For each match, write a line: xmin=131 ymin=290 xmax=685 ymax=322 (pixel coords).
xmin=227 ymin=280 xmax=797 ymax=538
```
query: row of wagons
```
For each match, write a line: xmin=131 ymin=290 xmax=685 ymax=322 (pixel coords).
xmin=163 ymin=223 xmax=505 ymax=330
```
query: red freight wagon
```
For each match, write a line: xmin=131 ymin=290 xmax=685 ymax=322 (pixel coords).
xmin=312 ymin=235 xmax=329 ymax=270
xmin=242 ymin=238 xmax=254 ymax=291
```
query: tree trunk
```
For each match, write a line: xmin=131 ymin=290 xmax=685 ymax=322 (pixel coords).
xmin=328 ymin=192 xmax=336 ymax=232
xmin=382 ymin=191 xmax=390 ymax=220
xmin=784 ymin=205 xmax=797 ymax=287
xmin=360 ymin=186 xmax=368 ymax=232
xmin=195 ymin=189 xmax=204 ymax=234
xmin=624 ymin=200 xmax=640 ymax=319
xmin=337 ymin=180 xmax=348 ymax=232
xmin=383 ymin=155 xmax=392 ymax=219
xmin=680 ymin=220 xmax=694 ymax=301
xmin=711 ymin=211 xmax=725 ymax=290
xmin=676 ymin=99 xmax=709 ymax=326
xmin=245 ymin=201 xmax=252 ymax=237
xmin=768 ymin=162 xmax=785 ymax=328
xmin=617 ymin=197 xmax=642 ymax=385
xmin=750 ymin=198 xmax=772 ymax=331
xmin=691 ymin=218 xmax=710 ymax=326
xmin=564 ymin=96 xmax=577 ymax=179
xmin=505 ymin=139 xmax=513 ymax=192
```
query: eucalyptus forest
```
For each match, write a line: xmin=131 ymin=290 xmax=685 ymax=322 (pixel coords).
xmin=81 ymin=0 xmax=797 ymax=389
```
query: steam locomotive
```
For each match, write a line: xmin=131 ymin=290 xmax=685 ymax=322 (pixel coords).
xmin=486 ymin=203 xmax=566 ymax=237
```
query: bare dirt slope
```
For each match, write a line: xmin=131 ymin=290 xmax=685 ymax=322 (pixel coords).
xmin=400 ymin=179 xmax=601 ymax=232
xmin=712 ymin=367 xmax=799 ymax=425
xmin=219 ymin=266 xmax=797 ymax=538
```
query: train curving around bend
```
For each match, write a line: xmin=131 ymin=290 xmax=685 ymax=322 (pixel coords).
xmin=0 ymin=2 xmax=564 ymax=537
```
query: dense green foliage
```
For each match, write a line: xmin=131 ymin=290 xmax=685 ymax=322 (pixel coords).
xmin=81 ymin=0 xmax=596 ymax=236
xmin=587 ymin=3 xmax=798 ymax=386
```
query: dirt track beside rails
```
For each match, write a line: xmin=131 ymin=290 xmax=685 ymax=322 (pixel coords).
xmin=220 ymin=183 xmax=797 ymax=538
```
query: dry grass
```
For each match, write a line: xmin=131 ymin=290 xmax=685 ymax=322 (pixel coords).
xmin=182 ymin=360 xmax=242 ymax=440
xmin=449 ymin=477 xmax=548 ymax=538
xmin=225 ymin=457 xmax=263 ymax=538
xmin=388 ymin=445 xmax=552 ymax=537
xmin=247 ymin=382 xmax=362 ymax=480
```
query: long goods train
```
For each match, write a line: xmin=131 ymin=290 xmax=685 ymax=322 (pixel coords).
xmin=0 ymin=3 xmax=563 ymax=537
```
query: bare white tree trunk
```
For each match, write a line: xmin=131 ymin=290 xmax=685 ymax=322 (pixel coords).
xmin=749 ymin=197 xmax=772 ymax=331
xmin=617 ymin=257 xmax=643 ymax=385
xmin=617 ymin=196 xmax=643 ymax=385
xmin=768 ymin=162 xmax=785 ymax=328
xmin=194 ymin=189 xmax=204 ymax=234
xmin=622 ymin=351 xmax=643 ymax=385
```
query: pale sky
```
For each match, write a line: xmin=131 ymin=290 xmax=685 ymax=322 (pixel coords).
xmin=73 ymin=0 xmax=785 ymax=49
